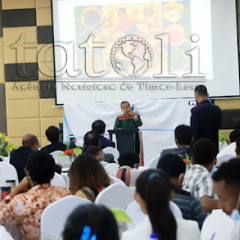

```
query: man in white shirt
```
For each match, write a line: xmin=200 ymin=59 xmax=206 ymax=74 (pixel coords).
xmin=217 ymin=130 xmax=240 ymax=166
xmin=182 ymin=139 xmax=218 ymax=212
xmin=202 ymin=158 xmax=240 ymax=240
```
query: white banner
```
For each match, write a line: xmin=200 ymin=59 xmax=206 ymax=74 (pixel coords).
xmin=64 ymin=98 xmax=194 ymax=165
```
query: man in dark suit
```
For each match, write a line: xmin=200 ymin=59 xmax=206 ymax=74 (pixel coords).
xmin=191 ymin=85 xmax=222 ymax=153
xmin=10 ymin=134 xmax=62 ymax=182
xmin=160 ymin=125 xmax=194 ymax=160
xmin=41 ymin=126 xmax=66 ymax=153
xmin=92 ymin=120 xmax=115 ymax=149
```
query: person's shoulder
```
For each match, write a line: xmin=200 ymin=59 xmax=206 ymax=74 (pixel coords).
xmin=50 ymin=186 xmax=71 ymax=195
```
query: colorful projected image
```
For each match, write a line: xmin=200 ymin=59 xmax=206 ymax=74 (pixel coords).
xmin=74 ymin=1 xmax=191 ymax=78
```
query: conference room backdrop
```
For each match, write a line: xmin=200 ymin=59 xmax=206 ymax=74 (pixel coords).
xmin=0 ymin=0 xmax=239 ymax=148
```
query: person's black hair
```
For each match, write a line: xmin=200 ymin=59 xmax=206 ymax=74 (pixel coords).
xmin=84 ymin=131 xmax=99 ymax=147
xmin=118 ymin=152 xmax=139 ymax=168
xmin=83 ymin=145 xmax=102 ymax=157
xmin=212 ymin=158 xmax=240 ymax=189
xmin=120 ymin=101 xmax=130 ymax=108
xmin=118 ymin=8 xmax=126 ymax=13
xmin=192 ymin=138 xmax=216 ymax=165
xmin=175 ymin=125 xmax=193 ymax=146
xmin=45 ymin=126 xmax=59 ymax=142
xmin=194 ymin=85 xmax=208 ymax=96
xmin=230 ymin=130 xmax=240 ymax=143
xmin=157 ymin=154 xmax=186 ymax=178
xmin=26 ymin=150 xmax=55 ymax=184
xmin=62 ymin=204 xmax=119 ymax=240
xmin=92 ymin=120 xmax=106 ymax=135
xmin=136 ymin=169 xmax=176 ymax=240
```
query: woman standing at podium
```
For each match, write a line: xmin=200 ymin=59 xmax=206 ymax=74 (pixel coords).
xmin=114 ymin=101 xmax=143 ymax=154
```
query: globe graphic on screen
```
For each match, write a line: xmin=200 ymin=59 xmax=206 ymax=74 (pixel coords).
xmin=111 ymin=36 xmax=152 ymax=78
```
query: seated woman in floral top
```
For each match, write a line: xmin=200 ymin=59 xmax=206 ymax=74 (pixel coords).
xmin=0 ymin=150 xmax=70 ymax=240
xmin=69 ymin=153 xmax=111 ymax=202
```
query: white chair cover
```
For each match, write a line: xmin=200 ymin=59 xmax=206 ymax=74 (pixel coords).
xmin=50 ymin=151 xmax=69 ymax=168
xmin=95 ymin=184 xmax=134 ymax=209
xmin=41 ymin=195 xmax=91 ymax=240
xmin=0 ymin=156 xmax=10 ymax=163
xmin=104 ymin=163 xmax=119 ymax=175
xmin=216 ymin=154 xmax=236 ymax=166
xmin=0 ymin=162 xmax=19 ymax=187
xmin=126 ymin=200 xmax=182 ymax=225
xmin=103 ymin=147 xmax=120 ymax=162
xmin=109 ymin=175 xmax=125 ymax=186
xmin=148 ymin=156 xmax=159 ymax=169
xmin=51 ymin=173 xmax=67 ymax=188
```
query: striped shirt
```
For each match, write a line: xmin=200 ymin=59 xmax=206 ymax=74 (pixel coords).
xmin=173 ymin=187 xmax=206 ymax=229
xmin=182 ymin=164 xmax=214 ymax=200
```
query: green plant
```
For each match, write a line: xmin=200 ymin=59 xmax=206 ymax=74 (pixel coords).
xmin=219 ymin=132 xmax=230 ymax=148
xmin=0 ymin=133 xmax=18 ymax=157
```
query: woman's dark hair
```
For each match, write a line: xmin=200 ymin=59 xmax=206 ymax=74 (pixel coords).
xmin=136 ymin=169 xmax=177 ymax=240
xmin=26 ymin=150 xmax=55 ymax=184
xmin=62 ymin=204 xmax=119 ymax=240
xmin=82 ymin=145 xmax=102 ymax=156
xmin=69 ymin=153 xmax=110 ymax=194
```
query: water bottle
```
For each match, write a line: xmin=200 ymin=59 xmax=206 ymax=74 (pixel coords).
xmin=150 ymin=233 xmax=158 ymax=240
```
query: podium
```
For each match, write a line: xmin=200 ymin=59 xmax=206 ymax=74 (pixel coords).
xmin=108 ymin=129 xmax=139 ymax=155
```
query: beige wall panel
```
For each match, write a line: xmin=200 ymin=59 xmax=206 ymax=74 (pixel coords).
xmin=2 ymin=0 xmax=35 ymax=10
xmin=0 ymin=38 xmax=4 ymax=83
xmin=38 ymin=61 xmax=54 ymax=80
xmin=6 ymin=99 xmax=40 ymax=119
xmin=4 ymin=45 xmax=38 ymax=64
xmin=215 ymin=99 xmax=240 ymax=110
xmin=40 ymin=99 xmax=63 ymax=118
xmin=5 ymin=82 xmax=39 ymax=100
xmin=3 ymin=27 xmax=37 ymax=46
xmin=38 ymin=44 xmax=54 ymax=63
xmin=41 ymin=137 xmax=49 ymax=148
xmin=219 ymin=130 xmax=233 ymax=138
xmin=36 ymin=0 xmax=51 ymax=8
xmin=41 ymin=117 xmax=63 ymax=137
xmin=37 ymin=8 xmax=52 ymax=26
xmin=7 ymin=118 xmax=41 ymax=138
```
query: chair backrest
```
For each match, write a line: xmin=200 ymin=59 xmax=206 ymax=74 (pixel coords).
xmin=148 ymin=156 xmax=159 ymax=169
xmin=104 ymin=163 xmax=119 ymax=175
xmin=0 ymin=162 xmax=19 ymax=187
xmin=0 ymin=156 xmax=10 ymax=163
xmin=126 ymin=200 xmax=182 ymax=225
xmin=103 ymin=147 xmax=120 ymax=161
xmin=41 ymin=195 xmax=91 ymax=240
xmin=50 ymin=151 xmax=69 ymax=168
xmin=109 ymin=175 xmax=125 ymax=186
xmin=216 ymin=154 xmax=235 ymax=166
xmin=51 ymin=173 xmax=67 ymax=188
xmin=95 ymin=184 xmax=134 ymax=209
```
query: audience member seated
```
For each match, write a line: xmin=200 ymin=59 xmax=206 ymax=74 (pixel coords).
xmin=84 ymin=131 xmax=115 ymax=163
xmin=217 ymin=130 xmax=240 ymax=159
xmin=160 ymin=125 xmax=193 ymax=160
xmin=201 ymin=158 xmax=240 ymax=240
xmin=10 ymin=134 xmax=39 ymax=182
xmin=62 ymin=204 xmax=119 ymax=240
xmin=0 ymin=226 xmax=14 ymax=240
xmin=182 ymin=139 xmax=218 ymax=212
xmin=122 ymin=169 xmax=201 ymax=240
xmin=116 ymin=152 xmax=140 ymax=187
xmin=69 ymin=153 xmax=110 ymax=202
xmin=0 ymin=150 xmax=70 ymax=240
xmin=41 ymin=126 xmax=66 ymax=153
xmin=83 ymin=145 xmax=109 ymax=167
xmin=157 ymin=154 xmax=206 ymax=228
xmin=92 ymin=119 xmax=115 ymax=149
